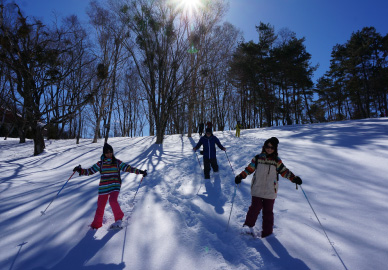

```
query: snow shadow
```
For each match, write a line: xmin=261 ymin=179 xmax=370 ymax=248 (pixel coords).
xmin=197 ymin=174 xmax=227 ymax=214
xmin=0 ymin=143 xmax=101 ymax=186
xmin=125 ymin=142 xmax=166 ymax=175
xmin=249 ymin=236 xmax=310 ymax=270
xmin=188 ymin=136 xmax=203 ymax=172
xmin=285 ymin=118 xmax=388 ymax=148
xmin=30 ymin=230 xmax=125 ymax=270
xmin=187 ymin=137 xmax=197 ymax=148
xmin=8 ymin=242 xmax=27 ymax=270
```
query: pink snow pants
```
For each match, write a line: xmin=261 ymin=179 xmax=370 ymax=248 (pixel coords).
xmin=244 ymin=196 xmax=275 ymax=237
xmin=90 ymin=191 xmax=124 ymax=229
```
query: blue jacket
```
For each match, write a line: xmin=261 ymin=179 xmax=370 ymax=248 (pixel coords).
xmin=195 ymin=135 xmax=224 ymax=159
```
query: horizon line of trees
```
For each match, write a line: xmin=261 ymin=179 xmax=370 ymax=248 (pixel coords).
xmin=0 ymin=0 xmax=387 ymax=155
xmin=315 ymin=26 xmax=388 ymax=121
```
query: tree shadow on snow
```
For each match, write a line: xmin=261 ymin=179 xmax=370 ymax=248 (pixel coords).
xmin=188 ymin=137 xmax=197 ymax=148
xmin=30 ymin=230 xmax=125 ymax=270
xmin=285 ymin=118 xmax=388 ymax=149
xmin=250 ymin=236 xmax=310 ymax=270
xmin=197 ymin=174 xmax=227 ymax=214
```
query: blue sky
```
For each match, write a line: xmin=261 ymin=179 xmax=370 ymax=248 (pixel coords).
xmin=11 ymin=0 xmax=388 ymax=82
xmin=226 ymin=0 xmax=388 ymax=81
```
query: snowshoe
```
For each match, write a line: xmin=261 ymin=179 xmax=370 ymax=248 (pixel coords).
xmin=241 ymin=226 xmax=259 ymax=238
xmin=109 ymin=220 xmax=123 ymax=230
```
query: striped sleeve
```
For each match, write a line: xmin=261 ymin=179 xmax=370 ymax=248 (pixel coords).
xmin=276 ymin=158 xmax=296 ymax=181
xmin=80 ymin=161 xmax=101 ymax=176
xmin=241 ymin=156 xmax=257 ymax=179
xmin=118 ymin=160 xmax=140 ymax=174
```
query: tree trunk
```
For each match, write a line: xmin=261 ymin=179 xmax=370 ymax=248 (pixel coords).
xmin=104 ymin=41 xmax=121 ymax=143
xmin=155 ymin=122 xmax=165 ymax=144
xmin=33 ymin=124 xmax=45 ymax=156
xmin=18 ymin=123 xmax=26 ymax=143
xmin=149 ymin=100 xmax=154 ymax=136
xmin=76 ymin=108 xmax=82 ymax=144
xmin=187 ymin=51 xmax=197 ymax=137
xmin=92 ymin=113 xmax=102 ymax=143
xmin=302 ymin=87 xmax=313 ymax=123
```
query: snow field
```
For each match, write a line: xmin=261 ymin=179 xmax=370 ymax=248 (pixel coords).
xmin=1 ymin=118 xmax=388 ymax=269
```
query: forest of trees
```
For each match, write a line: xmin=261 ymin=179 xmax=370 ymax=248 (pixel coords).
xmin=315 ymin=27 xmax=388 ymax=121
xmin=0 ymin=0 xmax=387 ymax=155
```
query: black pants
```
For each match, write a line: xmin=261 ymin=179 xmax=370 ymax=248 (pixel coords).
xmin=203 ymin=158 xmax=218 ymax=178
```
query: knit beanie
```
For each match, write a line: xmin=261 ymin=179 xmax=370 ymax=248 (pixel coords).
xmin=265 ymin=137 xmax=279 ymax=148
xmin=103 ymin=143 xmax=114 ymax=154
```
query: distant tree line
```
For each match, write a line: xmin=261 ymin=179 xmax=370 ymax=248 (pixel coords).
xmin=0 ymin=0 xmax=387 ymax=155
xmin=229 ymin=23 xmax=316 ymax=128
xmin=315 ymin=27 xmax=388 ymax=121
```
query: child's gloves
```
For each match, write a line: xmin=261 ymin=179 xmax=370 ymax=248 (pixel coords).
xmin=73 ymin=165 xmax=82 ymax=173
xmin=139 ymin=170 xmax=147 ymax=177
xmin=235 ymin=175 xmax=242 ymax=184
xmin=292 ymin=176 xmax=302 ymax=185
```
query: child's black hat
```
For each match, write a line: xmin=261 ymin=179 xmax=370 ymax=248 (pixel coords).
xmin=103 ymin=143 xmax=113 ymax=153
xmin=264 ymin=137 xmax=279 ymax=148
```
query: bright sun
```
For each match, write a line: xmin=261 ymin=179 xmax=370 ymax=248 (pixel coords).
xmin=174 ymin=0 xmax=203 ymax=17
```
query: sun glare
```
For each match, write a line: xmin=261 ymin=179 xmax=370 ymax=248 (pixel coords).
xmin=173 ymin=0 xmax=203 ymax=17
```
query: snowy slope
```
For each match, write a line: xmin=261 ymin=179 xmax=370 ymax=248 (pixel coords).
xmin=1 ymin=118 xmax=388 ymax=270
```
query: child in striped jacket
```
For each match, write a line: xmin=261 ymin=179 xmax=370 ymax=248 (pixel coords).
xmin=73 ymin=143 xmax=147 ymax=229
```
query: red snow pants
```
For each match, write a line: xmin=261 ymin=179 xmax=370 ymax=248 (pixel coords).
xmin=244 ymin=196 xmax=275 ymax=237
xmin=90 ymin=191 xmax=124 ymax=229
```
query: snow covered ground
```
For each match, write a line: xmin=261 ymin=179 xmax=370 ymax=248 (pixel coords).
xmin=1 ymin=118 xmax=388 ymax=270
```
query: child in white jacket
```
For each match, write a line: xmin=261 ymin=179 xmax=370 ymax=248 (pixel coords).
xmin=234 ymin=137 xmax=302 ymax=238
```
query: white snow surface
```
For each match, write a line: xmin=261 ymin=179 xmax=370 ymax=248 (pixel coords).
xmin=1 ymin=118 xmax=388 ymax=270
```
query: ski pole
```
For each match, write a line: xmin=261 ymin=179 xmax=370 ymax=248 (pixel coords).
xmin=41 ymin=171 xmax=76 ymax=215
xmin=194 ymin=151 xmax=206 ymax=195
xmin=300 ymin=185 xmax=348 ymax=270
xmin=224 ymin=151 xmax=235 ymax=175
xmin=194 ymin=151 xmax=204 ymax=195
xmin=226 ymin=184 xmax=238 ymax=231
xmin=129 ymin=175 xmax=144 ymax=208
xmin=194 ymin=150 xmax=202 ymax=169
xmin=224 ymin=151 xmax=239 ymax=231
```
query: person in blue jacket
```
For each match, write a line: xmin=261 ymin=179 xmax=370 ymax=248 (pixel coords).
xmin=193 ymin=128 xmax=226 ymax=179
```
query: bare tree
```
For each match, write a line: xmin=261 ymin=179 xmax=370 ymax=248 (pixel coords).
xmin=117 ymin=0 xmax=197 ymax=144
xmin=0 ymin=3 xmax=93 ymax=154
xmin=87 ymin=0 xmax=118 ymax=143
